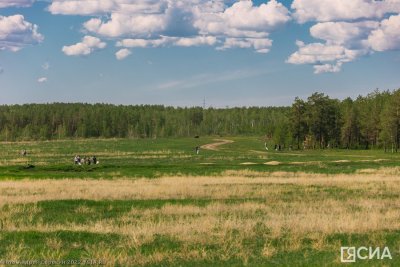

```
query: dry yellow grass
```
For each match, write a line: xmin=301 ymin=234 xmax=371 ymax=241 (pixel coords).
xmin=1 ymin=168 xmax=400 ymax=265
xmin=2 ymin=197 xmax=399 ymax=236
xmin=1 ymin=168 xmax=400 ymax=206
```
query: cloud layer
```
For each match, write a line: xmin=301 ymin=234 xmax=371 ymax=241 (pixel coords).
xmin=288 ymin=0 xmax=400 ymax=73
xmin=62 ymin=36 xmax=106 ymax=56
xmin=50 ymin=0 xmax=290 ymax=55
xmin=291 ymin=0 xmax=400 ymax=23
xmin=368 ymin=14 xmax=400 ymax=51
xmin=0 ymin=15 xmax=43 ymax=51
xmin=48 ymin=0 xmax=400 ymax=73
xmin=2 ymin=1 xmax=400 ymax=74
xmin=0 ymin=0 xmax=34 ymax=8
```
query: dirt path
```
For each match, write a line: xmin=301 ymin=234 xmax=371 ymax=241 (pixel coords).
xmin=201 ymin=139 xmax=234 ymax=151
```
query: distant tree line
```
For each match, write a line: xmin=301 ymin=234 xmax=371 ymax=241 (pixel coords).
xmin=0 ymin=88 xmax=399 ymax=151
xmin=0 ymin=103 xmax=288 ymax=141
xmin=290 ymin=89 xmax=400 ymax=151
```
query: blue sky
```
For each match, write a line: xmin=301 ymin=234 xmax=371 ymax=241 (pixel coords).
xmin=0 ymin=0 xmax=399 ymax=107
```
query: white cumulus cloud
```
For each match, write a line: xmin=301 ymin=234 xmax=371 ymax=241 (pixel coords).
xmin=287 ymin=41 xmax=368 ymax=73
xmin=291 ymin=0 xmax=400 ymax=23
xmin=51 ymin=0 xmax=290 ymax=55
xmin=310 ymin=21 xmax=379 ymax=47
xmin=368 ymin=14 xmax=400 ymax=51
xmin=48 ymin=0 xmax=165 ymax=15
xmin=48 ymin=0 xmax=115 ymax=15
xmin=83 ymin=13 xmax=168 ymax=38
xmin=37 ymin=77 xmax=47 ymax=83
xmin=116 ymin=35 xmax=217 ymax=48
xmin=313 ymin=63 xmax=342 ymax=74
xmin=174 ymin=36 xmax=217 ymax=47
xmin=116 ymin=38 xmax=160 ymax=48
xmin=0 ymin=0 xmax=34 ymax=8
xmin=194 ymin=0 xmax=290 ymax=38
xmin=62 ymin=36 xmax=106 ymax=56
xmin=115 ymin=48 xmax=131 ymax=60
xmin=0 ymin=15 xmax=43 ymax=52
xmin=217 ymin=37 xmax=272 ymax=53
xmin=288 ymin=0 xmax=400 ymax=74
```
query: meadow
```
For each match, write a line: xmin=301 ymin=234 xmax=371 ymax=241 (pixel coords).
xmin=1 ymin=137 xmax=400 ymax=266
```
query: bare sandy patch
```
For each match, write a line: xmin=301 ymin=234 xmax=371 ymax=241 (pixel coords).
xmin=264 ymin=161 xmax=281 ymax=166
xmin=357 ymin=159 xmax=389 ymax=163
xmin=290 ymin=161 xmax=320 ymax=165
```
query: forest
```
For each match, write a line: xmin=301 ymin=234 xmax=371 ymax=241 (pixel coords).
xmin=0 ymin=89 xmax=399 ymax=151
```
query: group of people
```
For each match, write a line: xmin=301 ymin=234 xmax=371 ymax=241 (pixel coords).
xmin=74 ymin=155 xmax=98 ymax=165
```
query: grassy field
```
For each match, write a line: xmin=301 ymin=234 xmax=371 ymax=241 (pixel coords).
xmin=1 ymin=137 xmax=400 ymax=266
xmin=1 ymin=136 xmax=400 ymax=179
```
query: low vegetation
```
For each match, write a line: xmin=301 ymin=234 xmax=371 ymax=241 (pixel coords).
xmin=0 ymin=137 xmax=399 ymax=266
xmin=1 ymin=170 xmax=400 ymax=265
xmin=1 ymin=137 xmax=400 ymax=180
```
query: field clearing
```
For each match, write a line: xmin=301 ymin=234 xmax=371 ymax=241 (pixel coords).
xmin=0 ymin=138 xmax=400 ymax=266
xmin=1 ymin=137 xmax=400 ymax=179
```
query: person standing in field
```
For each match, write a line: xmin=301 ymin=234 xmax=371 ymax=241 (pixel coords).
xmin=195 ymin=146 xmax=200 ymax=155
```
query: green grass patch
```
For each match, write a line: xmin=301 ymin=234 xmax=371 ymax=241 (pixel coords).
xmin=0 ymin=137 xmax=399 ymax=179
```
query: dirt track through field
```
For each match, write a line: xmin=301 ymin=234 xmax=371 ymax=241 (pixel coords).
xmin=200 ymin=139 xmax=234 ymax=151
